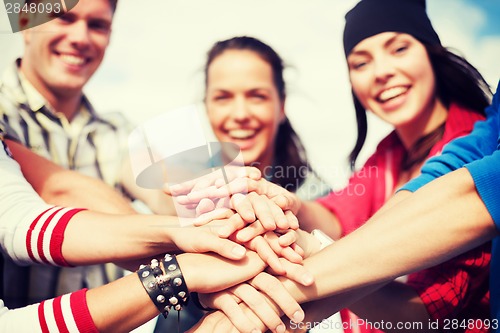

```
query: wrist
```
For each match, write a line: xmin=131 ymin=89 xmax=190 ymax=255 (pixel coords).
xmin=176 ymin=253 xmax=198 ymax=292
xmin=178 ymin=251 xmax=267 ymax=293
xmin=279 ymin=276 xmax=308 ymax=304
xmin=150 ymin=216 xmax=181 ymax=251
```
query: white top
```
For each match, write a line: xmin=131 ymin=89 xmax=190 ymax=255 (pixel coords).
xmin=0 ymin=140 xmax=97 ymax=332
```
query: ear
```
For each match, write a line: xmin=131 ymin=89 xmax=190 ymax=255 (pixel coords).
xmin=19 ymin=10 xmax=35 ymax=43
xmin=18 ymin=9 xmax=33 ymax=32
xmin=18 ymin=8 xmax=49 ymax=34
xmin=106 ymin=26 xmax=113 ymax=46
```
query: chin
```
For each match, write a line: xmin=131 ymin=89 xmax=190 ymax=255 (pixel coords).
xmin=241 ymin=152 xmax=259 ymax=166
xmin=53 ymin=78 xmax=87 ymax=91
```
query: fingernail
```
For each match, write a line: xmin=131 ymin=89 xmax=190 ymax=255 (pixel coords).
xmin=236 ymin=228 xmax=249 ymax=238
xmin=276 ymin=324 xmax=286 ymax=333
xmin=218 ymin=226 xmax=231 ymax=237
xmin=251 ymin=329 xmax=261 ymax=333
xmin=293 ymin=310 xmax=304 ymax=323
xmin=232 ymin=245 xmax=246 ymax=257
xmin=302 ymin=273 xmax=314 ymax=286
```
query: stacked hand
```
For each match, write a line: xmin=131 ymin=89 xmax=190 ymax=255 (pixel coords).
xmin=165 ymin=166 xmax=315 ymax=332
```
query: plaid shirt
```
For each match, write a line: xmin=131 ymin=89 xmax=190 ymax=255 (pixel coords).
xmin=407 ymin=244 xmax=491 ymax=332
xmin=0 ymin=60 xmax=132 ymax=308
xmin=0 ymin=59 xmax=131 ymax=185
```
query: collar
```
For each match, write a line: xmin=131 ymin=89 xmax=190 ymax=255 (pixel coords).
xmin=376 ymin=103 xmax=484 ymax=154
xmin=18 ymin=69 xmax=46 ymax=112
xmin=441 ymin=103 xmax=485 ymax=143
xmin=1 ymin=59 xmax=31 ymax=108
xmin=1 ymin=59 xmax=106 ymax=125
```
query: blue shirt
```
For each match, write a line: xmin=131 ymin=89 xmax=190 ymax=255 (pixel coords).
xmin=402 ymin=81 xmax=500 ymax=330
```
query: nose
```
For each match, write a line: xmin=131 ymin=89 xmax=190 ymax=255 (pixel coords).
xmin=232 ymin=96 xmax=251 ymax=122
xmin=67 ymin=20 xmax=91 ymax=50
xmin=373 ymin=56 xmax=395 ymax=83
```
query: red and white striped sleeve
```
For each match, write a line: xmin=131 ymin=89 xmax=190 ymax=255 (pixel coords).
xmin=0 ymin=143 xmax=86 ymax=266
xmin=0 ymin=289 xmax=98 ymax=333
xmin=24 ymin=206 xmax=86 ymax=266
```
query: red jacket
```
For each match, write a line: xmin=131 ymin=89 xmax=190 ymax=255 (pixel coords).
xmin=317 ymin=104 xmax=490 ymax=333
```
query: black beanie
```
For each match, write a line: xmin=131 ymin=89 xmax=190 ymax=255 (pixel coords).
xmin=343 ymin=0 xmax=441 ymax=57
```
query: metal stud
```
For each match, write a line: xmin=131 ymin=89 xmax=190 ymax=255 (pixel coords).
xmin=169 ymin=296 xmax=178 ymax=305
xmin=174 ymin=304 xmax=182 ymax=311
xmin=168 ymin=264 xmax=176 ymax=271
xmin=173 ymin=277 xmax=182 ymax=286
xmin=157 ymin=295 xmax=166 ymax=303
xmin=151 ymin=259 xmax=159 ymax=268
xmin=153 ymin=267 xmax=162 ymax=276
xmin=139 ymin=265 xmax=146 ymax=269
xmin=148 ymin=282 xmax=155 ymax=290
xmin=164 ymin=254 xmax=172 ymax=261
xmin=178 ymin=291 xmax=186 ymax=298
xmin=141 ymin=270 xmax=150 ymax=278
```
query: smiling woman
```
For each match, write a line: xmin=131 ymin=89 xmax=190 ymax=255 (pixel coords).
xmin=203 ymin=36 xmax=326 ymax=196
xmin=205 ymin=48 xmax=284 ymax=170
xmin=346 ymin=32 xmax=449 ymax=154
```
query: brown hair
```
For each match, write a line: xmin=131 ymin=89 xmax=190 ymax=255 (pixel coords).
xmin=26 ymin=0 xmax=118 ymax=13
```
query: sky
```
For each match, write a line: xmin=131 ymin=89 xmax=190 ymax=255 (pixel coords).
xmin=1 ymin=0 xmax=499 ymax=188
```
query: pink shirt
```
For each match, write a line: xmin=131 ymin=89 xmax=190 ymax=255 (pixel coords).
xmin=318 ymin=104 xmax=484 ymax=236
xmin=317 ymin=104 xmax=490 ymax=332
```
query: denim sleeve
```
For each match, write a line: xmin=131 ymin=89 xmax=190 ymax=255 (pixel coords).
xmin=466 ymin=151 xmax=500 ymax=229
xmin=401 ymin=81 xmax=500 ymax=193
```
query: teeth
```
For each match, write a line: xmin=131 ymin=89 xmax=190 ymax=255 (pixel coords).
xmin=228 ymin=129 xmax=256 ymax=139
xmin=378 ymin=86 xmax=408 ymax=102
xmin=60 ymin=54 xmax=85 ymax=66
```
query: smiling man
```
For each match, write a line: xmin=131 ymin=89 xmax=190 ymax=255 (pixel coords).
xmin=0 ymin=0 xmax=124 ymax=309
xmin=19 ymin=0 xmax=114 ymax=120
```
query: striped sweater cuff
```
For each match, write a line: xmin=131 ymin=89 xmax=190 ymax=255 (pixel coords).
xmin=38 ymin=289 xmax=98 ymax=333
xmin=26 ymin=206 xmax=86 ymax=266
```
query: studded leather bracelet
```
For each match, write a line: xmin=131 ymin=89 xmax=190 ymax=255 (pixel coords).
xmin=137 ymin=263 xmax=168 ymax=316
xmin=137 ymin=254 xmax=190 ymax=318
xmin=161 ymin=254 xmax=189 ymax=308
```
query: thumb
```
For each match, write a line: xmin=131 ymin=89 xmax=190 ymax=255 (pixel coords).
xmin=203 ymin=235 xmax=247 ymax=260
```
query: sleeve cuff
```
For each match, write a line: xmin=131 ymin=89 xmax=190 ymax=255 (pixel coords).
xmin=398 ymin=174 xmax=437 ymax=193
xmin=465 ymin=153 xmax=500 ymax=229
